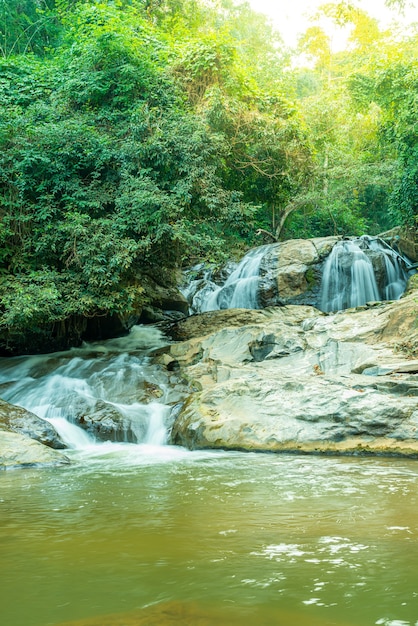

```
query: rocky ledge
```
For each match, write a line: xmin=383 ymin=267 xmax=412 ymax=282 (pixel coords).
xmin=161 ymin=286 xmax=418 ymax=458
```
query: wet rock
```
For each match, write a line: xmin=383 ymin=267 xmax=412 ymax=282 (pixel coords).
xmin=258 ymin=236 xmax=340 ymax=308
xmin=71 ymin=398 xmax=154 ymax=443
xmin=74 ymin=399 xmax=131 ymax=441
xmin=73 ymin=394 xmax=173 ymax=444
xmin=167 ymin=292 xmax=418 ymax=458
xmin=0 ymin=430 xmax=70 ymax=469
xmin=0 ymin=398 xmax=66 ymax=449
xmin=82 ymin=314 xmax=137 ymax=343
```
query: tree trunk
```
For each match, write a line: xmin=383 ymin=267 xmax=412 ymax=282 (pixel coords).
xmin=275 ymin=198 xmax=309 ymax=239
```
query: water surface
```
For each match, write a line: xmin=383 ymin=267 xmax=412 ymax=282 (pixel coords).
xmin=1 ymin=327 xmax=418 ymax=626
xmin=2 ymin=447 xmax=418 ymax=626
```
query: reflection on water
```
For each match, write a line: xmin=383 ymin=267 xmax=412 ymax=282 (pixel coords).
xmin=1 ymin=451 xmax=418 ymax=626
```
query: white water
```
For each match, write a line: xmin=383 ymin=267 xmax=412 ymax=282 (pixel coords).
xmin=320 ymin=236 xmax=409 ymax=313
xmin=368 ymin=237 xmax=410 ymax=300
xmin=47 ymin=417 xmax=94 ymax=448
xmin=185 ymin=246 xmax=269 ymax=313
xmin=0 ymin=325 xmax=172 ymax=450
xmin=185 ymin=237 xmax=411 ymax=316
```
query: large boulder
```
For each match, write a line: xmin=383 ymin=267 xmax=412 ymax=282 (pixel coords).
xmin=0 ymin=430 xmax=70 ymax=469
xmin=165 ymin=290 xmax=418 ymax=458
xmin=0 ymin=398 xmax=70 ymax=469
xmin=172 ymin=371 xmax=418 ymax=456
xmin=379 ymin=226 xmax=418 ymax=263
xmin=0 ymin=398 xmax=66 ymax=449
xmin=258 ymin=237 xmax=339 ymax=307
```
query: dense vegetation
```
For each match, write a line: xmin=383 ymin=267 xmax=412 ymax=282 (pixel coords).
xmin=0 ymin=0 xmax=417 ymax=353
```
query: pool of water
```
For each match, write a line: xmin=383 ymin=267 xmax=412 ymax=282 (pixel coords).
xmin=2 ymin=445 xmax=418 ymax=626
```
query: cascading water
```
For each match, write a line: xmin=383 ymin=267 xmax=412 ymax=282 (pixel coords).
xmin=0 ymin=326 xmax=173 ymax=451
xmin=183 ymin=245 xmax=269 ymax=313
xmin=183 ymin=236 xmax=412 ymax=315
xmin=319 ymin=236 xmax=410 ymax=313
xmin=368 ymin=237 xmax=411 ymax=300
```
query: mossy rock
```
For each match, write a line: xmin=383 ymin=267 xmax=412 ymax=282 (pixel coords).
xmin=305 ymin=267 xmax=316 ymax=286
xmin=405 ymin=272 xmax=418 ymax=294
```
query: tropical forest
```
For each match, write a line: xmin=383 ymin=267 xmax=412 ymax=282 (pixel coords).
xmin=1 ymin=0 xmax=417 ymax=353
xmin=1 ymin=2 xmax=418 ymax=626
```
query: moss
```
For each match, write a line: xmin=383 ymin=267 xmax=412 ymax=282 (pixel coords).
xmin=305 ymin=267 xmax=317 ymax=287
xmin=405 ymin=272 xmax=418 ymax=294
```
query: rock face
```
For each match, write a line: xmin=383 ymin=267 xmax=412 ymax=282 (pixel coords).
xmin=258 ymin=237 xmax=339 ymax=308
xmin=164 ymin=290 xmax=418 ymax=458
xmin=380 ymin=226 xmax=418 ymax=263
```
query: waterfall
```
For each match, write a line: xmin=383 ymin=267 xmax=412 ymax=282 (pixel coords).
xmin=0 ymin=326 xmax=172 ymax=450
xmin=182 ymin=236 xmax=411 ymax=316
xmin=183 ymin=245 xmax=269 ymax=313
xmin=319 ymin=236 xmax=409 ymax=313
xmin=367 ymin=237 xmax=411 ymax=300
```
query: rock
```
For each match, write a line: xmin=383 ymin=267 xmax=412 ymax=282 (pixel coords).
xmin=258 ymin=236 xmax=340 ymax=308
xmin=405 ymin=272 xmax=418 ymax=294
xmin=54 ymin=600 xmax=341 ymax=626
xmin=74 ymin=399 xmax=169 ymax=444
xmin=0 ymin=430 xmax=70 ymax=469
xmin=0 ymin=398 xmax=70 ymax=469
xmin=0 ymin=398 xmax=66 ymax=449
xmin=82 ymin=313 xmax=139 ymax=343
xmin=140 ymin=275 xmax=190 ymax=316
xmin=172 ymin=370 xmax=418 ymax=456
xmin=167 ymin=292 xmax=418 ymax=458
xmin=166 ymin=305 xmax=318 ymax=343
xmin=72 ymin=395 xmax=169 ymax=443
xmin=380 ymin=226 xmax=418 ymax=262
xmin=74 ymin=399 xmax=131 ymax=441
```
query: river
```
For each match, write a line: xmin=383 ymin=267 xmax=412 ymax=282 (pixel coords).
xmin=1 ymin=328 xmax=418 ymax=626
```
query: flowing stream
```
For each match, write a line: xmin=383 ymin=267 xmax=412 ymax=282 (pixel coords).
xmin=0 ymin=326 xmax=173 ymax=447
xmin=1 ymin=327 xmax=418 ymax=626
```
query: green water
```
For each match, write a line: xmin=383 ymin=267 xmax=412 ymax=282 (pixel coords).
xmin=1 ymin=445 xmax=418 ymax=626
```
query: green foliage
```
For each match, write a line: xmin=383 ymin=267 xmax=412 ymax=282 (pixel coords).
xmin=283 ymin=197 xmax=368 ymax=240
xmin=0 ymin=0 xmax=64 ymax=58
xmin=0 ymin=0 xmax=417 ymax=352
xmin=389 ymin=153 xmax=418 ymax=227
